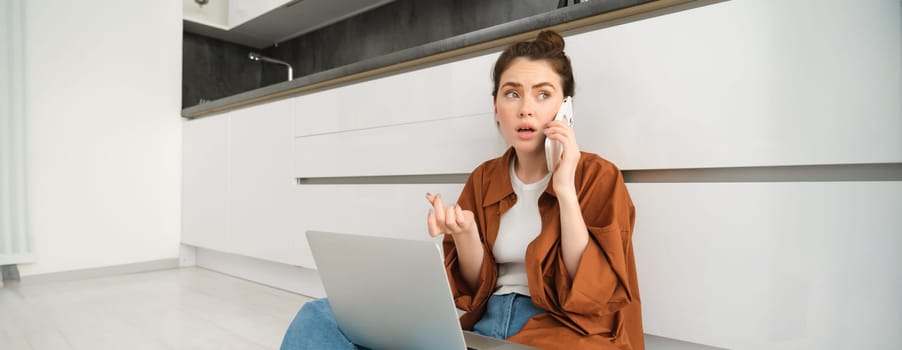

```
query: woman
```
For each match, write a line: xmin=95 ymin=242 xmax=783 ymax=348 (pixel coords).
xmin=425 ymin=30 xmax=644 ymax=349
xmin=281 ymin=30 xmax=643 ymax=350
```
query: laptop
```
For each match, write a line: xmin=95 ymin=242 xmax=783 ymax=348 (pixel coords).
xmin=306 ymin=230 xmax=538 ymax=350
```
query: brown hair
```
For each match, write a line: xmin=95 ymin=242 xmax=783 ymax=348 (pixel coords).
xmin=491 ymin=30 xmax=575 ymax=98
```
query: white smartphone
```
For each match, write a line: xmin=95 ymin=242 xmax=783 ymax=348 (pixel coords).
xmin=545 ymin=96 xmax=574 ymax=172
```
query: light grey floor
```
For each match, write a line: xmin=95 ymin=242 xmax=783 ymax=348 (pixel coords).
xmin=0 ymin=267 xmax=312 ymax=350
xmin=0 ymin=267 xmax=722 ymax=350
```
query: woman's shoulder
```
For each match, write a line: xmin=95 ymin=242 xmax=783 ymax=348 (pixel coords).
xmin=578 ymin=151 xmax=623 ymax=176
xmin=576 ymin=152 xmax=631 ymax=204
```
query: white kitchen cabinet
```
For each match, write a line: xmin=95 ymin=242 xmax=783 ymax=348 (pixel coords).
xmin=291 ymin=52 xmax=495 ymax=137
xmin=293 ymin=113 xmax=507 ymax=179
xmin=226 ymin=99 xmax=303 ymax=266
xmin=566 ymin=0 xmax=901 ymax=170
xmin=630 ymin=181 xmax=902 ymax=349
xmin=181 ymin=1 xmax=902 ymax=349
xmin=181 ymin=114 xmax=230 ymax=250
xmin=184 ymin=0 xmax=396 ymax=48
xmin=227 ymin=0 xmax=290 ymax=27
xmin=182 ymin=99 xmax=304 ymax=267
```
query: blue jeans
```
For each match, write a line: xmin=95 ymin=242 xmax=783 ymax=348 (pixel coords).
xmin=280 ymin=293 xmax=544 ymax=349
xmin=472 ymin=293 xmax=545 ymax=339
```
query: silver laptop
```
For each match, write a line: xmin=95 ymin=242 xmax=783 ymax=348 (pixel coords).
xmin=306 ymin=230 xmax=538 ymax=350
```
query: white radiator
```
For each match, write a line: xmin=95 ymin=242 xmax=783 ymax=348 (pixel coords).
xmin=0 ymin=0 xmax=32 ymax=266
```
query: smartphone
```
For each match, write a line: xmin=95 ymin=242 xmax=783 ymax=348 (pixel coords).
xmin=545 ymin=96 xmax=574 ymax=172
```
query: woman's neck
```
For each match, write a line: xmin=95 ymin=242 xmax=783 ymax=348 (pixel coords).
xmin=512 ymin=150 xmax=550 ymax=184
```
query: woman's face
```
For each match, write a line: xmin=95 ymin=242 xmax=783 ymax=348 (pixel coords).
xmin=494 ymin=58 xmax=565 ymax=156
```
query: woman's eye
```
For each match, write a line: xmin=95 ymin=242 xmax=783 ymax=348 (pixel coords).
xmin=504 ymin=91 xmax=519 ymax=98
xmin=538 ymin=92 xmax=550 ymax=100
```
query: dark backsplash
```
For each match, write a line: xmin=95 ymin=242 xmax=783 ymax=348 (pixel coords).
xmin=182 ymin=32 xmax=262 ymax=108
xmin=183 ymin=0 xmax=563 ymax=108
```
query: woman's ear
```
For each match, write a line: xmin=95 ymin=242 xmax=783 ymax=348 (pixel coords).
xmin=492 ymin=97 xmax=500 ymax=130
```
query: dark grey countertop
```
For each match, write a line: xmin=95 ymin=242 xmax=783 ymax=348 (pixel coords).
xmin=182 ymin=0 xmax=689 ymax=119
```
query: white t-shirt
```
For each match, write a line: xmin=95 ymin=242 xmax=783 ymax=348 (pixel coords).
xmin=492 ymin=162 xmax=551 ymax=296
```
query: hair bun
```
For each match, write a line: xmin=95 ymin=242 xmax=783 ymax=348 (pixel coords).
xmin=534 ymin=30 xmax=565 ymax=54
xmin=491 ymin=29 xmax=575 ymax=98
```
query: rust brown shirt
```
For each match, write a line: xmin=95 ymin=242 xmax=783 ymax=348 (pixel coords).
xmin=445 ymin=147 xmax=644 ymax=349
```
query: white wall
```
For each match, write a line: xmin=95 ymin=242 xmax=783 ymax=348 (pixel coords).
xmin=19 ymin=0 xmax=183 ymax=276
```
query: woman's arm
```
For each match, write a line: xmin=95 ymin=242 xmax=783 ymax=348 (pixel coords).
xmin=548 ymin=160 xmax=638 ymax=336
xmin=557 ymin=190 xmax=589 ymax=279
xmin=449 ymin=225 xmax=483 ymax=290
xmin=544 ymin=118 xmax=589 ymax=279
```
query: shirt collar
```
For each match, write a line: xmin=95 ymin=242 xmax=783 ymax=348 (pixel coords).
xmin=482 ymin=147 xmax=566 ymax=207
xmin=482 ymin=148 xmax=515 ymax=207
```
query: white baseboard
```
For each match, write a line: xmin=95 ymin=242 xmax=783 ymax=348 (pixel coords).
xmin=0 ymin=253 xmax=35 ymax=266
xmin=179 ymin=244 xmax=197 ymax=267
xmin=193 ymin=246 xmax=325 ymax=298
xmin=645 ymin=335 xmax=726 ymax=350
xmin=20 ymin=258 xmax=180 ymax=284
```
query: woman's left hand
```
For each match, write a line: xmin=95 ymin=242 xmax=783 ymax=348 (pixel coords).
xmin=544 ymin=119 xmax=580 ymax=198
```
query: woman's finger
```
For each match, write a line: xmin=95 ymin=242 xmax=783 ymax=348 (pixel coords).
xmin=432 ymin=194 xmax=445 ymax=225
xmin=546 ymin=120 xmax=568 ymax=131
xmin=545 ymin=123 xmax=572 ymax=137
xmin=455 ymin=205 xmax=473 ymax=233
xmin=545 ymin=132 xmax=568 ymax=145
xmin=426 ymin=209 xmax=441 ymax=237
xmin=444 ymin=205 xmax=460 ymax=232
xmin=546 ymin=127 xmax=577 ymax=148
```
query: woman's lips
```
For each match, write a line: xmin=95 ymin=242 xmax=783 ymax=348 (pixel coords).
xmin=516 ymin=126 xmax=537 ymax=140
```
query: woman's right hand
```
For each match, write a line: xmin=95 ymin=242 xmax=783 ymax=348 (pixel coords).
xmin=425 ymin=193 xmax=477 ymax=238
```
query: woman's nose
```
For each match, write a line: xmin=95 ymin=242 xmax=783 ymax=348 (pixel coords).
xmin=518 ymin=100 xmax=534 ymax=118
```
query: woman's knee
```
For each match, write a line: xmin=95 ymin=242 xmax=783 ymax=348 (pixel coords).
xmin=282 ymin=298 xmax=357 ymax=350
xmin=296 ymin=298 xmax=334 ymax=322
xmin=303 ymin=298 xmax=332 ymax=313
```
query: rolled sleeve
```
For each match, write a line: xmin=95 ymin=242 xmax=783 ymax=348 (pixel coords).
xmin=441 ymin=165 xmax=497 ymax=322
xmin=543 ymin=156 xmax=636 ymax=336
xmin=564 ymin=225 xmax=632 ymax=302
xmin=551 ymin=224 xmax=633 ymax=335
xmin=444 ymin=238 xmax=496 ymax=312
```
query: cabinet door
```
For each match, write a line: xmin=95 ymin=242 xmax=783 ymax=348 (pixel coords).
xmin=228 ymin=0 xmax=288 ymax=27
xmin=293 ymin=113 xmax=507 ymax=178
xmin=227 ymin=100 xmax=302 ymax=265
xmin=182 ymin=115 xmax=229 ymax=249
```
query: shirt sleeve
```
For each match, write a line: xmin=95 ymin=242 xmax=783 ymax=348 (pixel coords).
xmin=443 ymin=166 xmax=497 ymax=314
xmin=550 ymin=158 xmax=637 ymax=336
